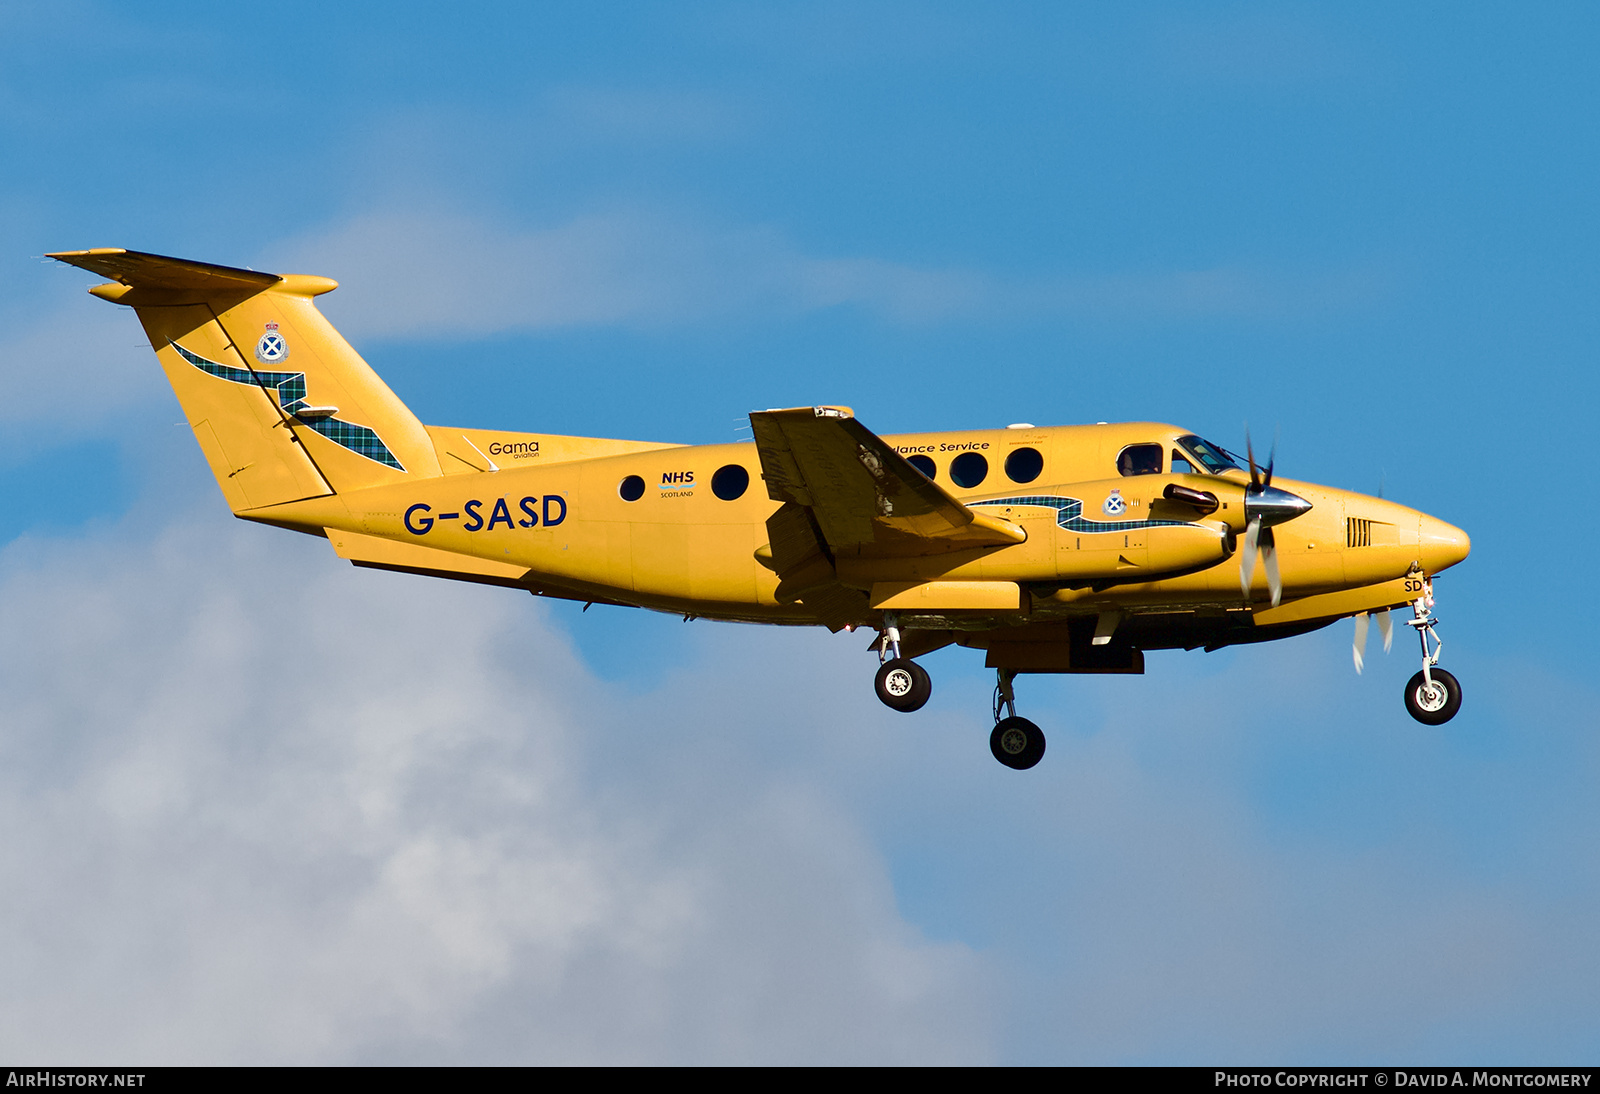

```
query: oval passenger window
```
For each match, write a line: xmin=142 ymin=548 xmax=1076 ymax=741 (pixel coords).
xmin=950 ymin=451 xmax=989 ymax=488
xmin=907 ymin=454 xmax=936 ymax=479
xmin=1005 ymin=447 xmax=1043 ymax=484
xmin=619 ymin=474 xmax=646 ymax=501
xmin=711 ymin=464 xmax=750 ymax=501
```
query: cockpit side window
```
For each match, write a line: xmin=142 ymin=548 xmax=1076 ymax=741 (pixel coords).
xmin=1175 ymin=434 xmax=1240 ymax=475
xmin=1171 ymin=450 xmax=1196 ymax=475
xmin=1116 ymin=443 xmax=1163 ymax=476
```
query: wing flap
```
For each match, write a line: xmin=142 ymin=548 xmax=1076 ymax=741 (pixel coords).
xmin=749 ymin=406 xmax=1024 ymax=555
xmin=760 ymin=501 xmax=870 ymax=630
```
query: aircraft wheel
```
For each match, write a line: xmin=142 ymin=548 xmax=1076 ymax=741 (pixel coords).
xmin=1404 ymin=668 xmax=1462 ymax=725
xmin=990 ymin=716 xmax=1046 ymax=770
xmin=875 ymin=658 xmax=931 ymax=713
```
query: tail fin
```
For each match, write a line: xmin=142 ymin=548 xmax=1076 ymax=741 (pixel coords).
xmin=49 ymin=248 xmax=442 ymax=512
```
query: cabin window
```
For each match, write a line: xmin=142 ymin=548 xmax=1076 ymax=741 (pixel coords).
xmin=619 ymin=475 xmax=646 ymax=501
xmin=949 ymin=451 xmax=989 ymax=488
xmin=1005 ymin=446 xmax=1043 ymax=484
xmin=907 ymin=454 xmax=936 ymax=479
xmin=1116 ymin=443 xmax=1163 ymax=477
xmin=1171 ymin=451 xmax=1196 ymax=475
xmin=1175 ymin=434 xmax=1240 ymax=475
xmin=711 ymin=464 xmax=750 ymax=501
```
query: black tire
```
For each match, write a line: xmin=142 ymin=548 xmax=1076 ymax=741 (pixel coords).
xmin=875 ymin=658 xmax=931 ymax=713
xmin=1404 ymin=668 xmax=1462 ymax=725
xmin=990 ymin=716 xmax=1046 ymax=769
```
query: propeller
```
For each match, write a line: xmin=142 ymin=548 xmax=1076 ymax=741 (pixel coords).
xmin=1352 ymin=609 xmax=1394 ymax=673
xmin=1237 ymin=428 xmax=1312 ymax=608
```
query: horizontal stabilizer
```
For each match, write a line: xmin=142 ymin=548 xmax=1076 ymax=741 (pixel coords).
xmin=49 ymin=248 xmax=282 ymax=301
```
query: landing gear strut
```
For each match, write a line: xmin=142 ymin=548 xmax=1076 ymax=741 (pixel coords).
xmin=1402 ymin=577 xmax=1462 ymax=725
xmin=866 ymin=617 xmax=1046 ymax=768
xmin=873 ymin=613 xmax=930 ymax=713
xmin=989 ymin=669 xmax=1045 ymax=770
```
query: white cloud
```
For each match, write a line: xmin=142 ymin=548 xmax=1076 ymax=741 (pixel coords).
xmin=0 ymin=519 xmax=990 ymax=1064
xmin=17 ymin=213 xmax=1373 ymax=412
xmin=1 ymin=504 xmax=1591 ymax=1063
xmin=265 ymin=207 xmax=988 ymax=337
xmin=265 ymin=206 xmax=1356 ymax=341
xmin=0 ymin=290 xmax=165 ymax=431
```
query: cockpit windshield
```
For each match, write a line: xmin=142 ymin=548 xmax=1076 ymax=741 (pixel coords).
xmin=1175 ymin=434 xmax=1241 ymax=476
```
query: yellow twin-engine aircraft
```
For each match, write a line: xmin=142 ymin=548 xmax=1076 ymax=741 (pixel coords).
xmin=51 ymin=249 xmax=1471 ymax=769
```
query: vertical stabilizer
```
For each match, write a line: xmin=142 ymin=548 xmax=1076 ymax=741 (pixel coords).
xmin=49 ymin=249 xmax=443 ymax=513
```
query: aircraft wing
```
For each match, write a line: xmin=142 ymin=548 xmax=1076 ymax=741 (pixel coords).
xmin=749 ymin=407 xmax=1025 ymax=554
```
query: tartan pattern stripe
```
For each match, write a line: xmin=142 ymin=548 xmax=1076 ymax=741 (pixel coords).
xmin=170 ymin=341 xmax=405 ymax=471
xmin=970 ymin=495 xmax=1189 ymax=534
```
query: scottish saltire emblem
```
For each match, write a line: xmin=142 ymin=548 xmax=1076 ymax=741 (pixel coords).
xmin=1102 ymin=489 xmax=1126 ymax=516
xmin=255 ymin=323 xmax=289 ymax=364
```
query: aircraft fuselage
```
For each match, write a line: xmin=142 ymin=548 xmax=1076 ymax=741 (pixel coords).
xmin=246 ymin=420 xmax=1468 ymax=642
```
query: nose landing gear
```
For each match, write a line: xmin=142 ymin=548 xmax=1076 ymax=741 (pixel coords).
xmin=1402 ymin=577 xmax=1462 ymax=725
xmin=1405 ymin=667 xmax=1462 ymax=724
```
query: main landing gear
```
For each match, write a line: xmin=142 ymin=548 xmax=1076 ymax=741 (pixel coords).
xmin=873 ymin=614 xmax=931 ymax=713
xmin=1402 ymin=577 xmax=1462 ymax=725
xmin=870 ymin=613 xmax=1046 ymax=769
xmin=990 ymin=669 xmax=1045 ymax=770
xmin=875 ymin=658 xmax=931 ymax=712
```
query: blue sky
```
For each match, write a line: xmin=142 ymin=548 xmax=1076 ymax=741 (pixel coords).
xmin=1 ymin=1 xmax=1596 ymax=1064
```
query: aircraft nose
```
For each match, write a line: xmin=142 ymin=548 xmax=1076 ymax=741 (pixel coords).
xmin=1419 ymin=514 xmax=1470 ymax=574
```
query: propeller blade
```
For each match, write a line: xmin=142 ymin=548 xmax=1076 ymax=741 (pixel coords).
xmin=1376 ymin=608 xmax=1393 ymax=653
xmin=1241 ymin=427 xmax=1297 ymax=607
xmin=1239 ymin=516 xmax=1261 ymax=599
xmin=1353 ymin=612 xmax=1369 ymax=674
xmin=1261 ymin=526 xmax=1281 ymax=606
